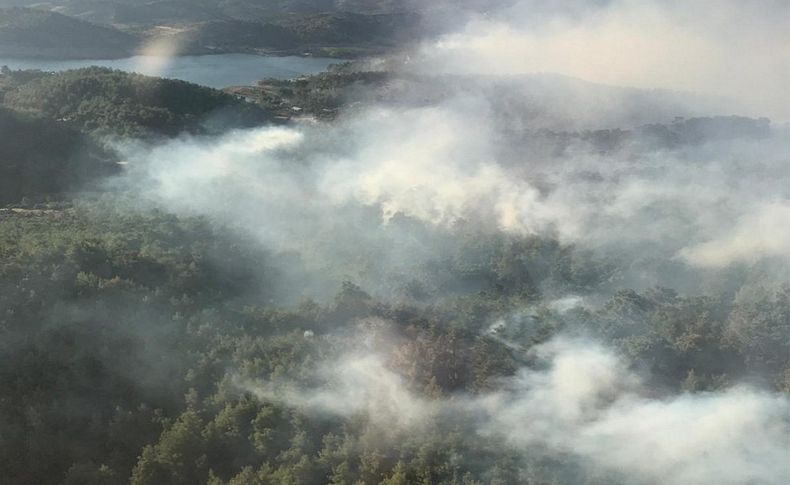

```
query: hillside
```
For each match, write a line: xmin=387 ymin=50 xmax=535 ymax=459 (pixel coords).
xmin=112 ymin=0 xmax=226 ymax=25
xmin=0 ymin=3 xmax=787 ymax=484
xmin=171 ymin=19 xmax=301 ymax=54
xmin=27 ymin=1 xmax=404 ymax=24
xmin=0 ymin=4 xmax=427 ymax=59
xmin=1 ymin=67 xmax=272 ymax=137
xmin=278 ymin=11 xmax=419 ymax=45
xmin=0 ymin=65 xmax=275 ymax=203
xmin=158 ymin=12 xmax=421 ymax=57
xmin=0 ymin=7 xmax=137 ymax=58
xmin=0 ymin=196 xmax=787 ymax=484
xmin=0 ymin=106 xmax=117 ymax=204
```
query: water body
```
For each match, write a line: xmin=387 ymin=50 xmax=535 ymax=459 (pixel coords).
xmin=0 ymin=54 xmax=340 ymax=87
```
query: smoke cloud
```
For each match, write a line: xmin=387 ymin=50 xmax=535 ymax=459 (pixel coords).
xmin=103 ymin=3 xmax=790 ymax=482
xmin=680 ymin=203 xmax=790 ymax=267
xmin=483 ymin=338 xmax=790 ymax=485
xmin=414 ymin=0 xmax=790 ymax=120
xmin=238 ymin=334 xmax=790 ymax=485
xmin=118 ymin=98 xmax=790 ymax=296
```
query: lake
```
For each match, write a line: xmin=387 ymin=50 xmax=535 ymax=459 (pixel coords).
xmin=0 ymin=54 xmax=341 ymax=88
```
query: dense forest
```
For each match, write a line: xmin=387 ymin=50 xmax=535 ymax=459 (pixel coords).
xmin=1 ymin=67 xmax=271 ymax=137
xmin=0 ymin=57 xmax=788 ymax=484
xmin=0 ymin=66 xmax=274 ymax=201
xmin=2 ymin=199 xmax=787 ymax=484
xmin=0 ymin=1 xmax=788 ymax=484
xmin=0 ymin=106 xmax=117 ymax=203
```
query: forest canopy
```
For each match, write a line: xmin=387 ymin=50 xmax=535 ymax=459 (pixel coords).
xmin=0 ymin=1 xmax=789 ymax=484
xmin=1 ymin=67 xmax=271 ymax=137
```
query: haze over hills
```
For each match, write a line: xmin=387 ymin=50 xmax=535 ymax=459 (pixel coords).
xmin=0 ymin=4 xmax=426 ymax=58
xmin=243 ymin=65 xmax=741 ymax=128
xmin=0 ymin=65 xmax=275 ymax=201
xmin=147 ymin=11 xmax=422 ymax=57
xmin=0 ymin=1 xmax=788 ymax=484
xmin=0 ymin=0 xmax=496 ymax=20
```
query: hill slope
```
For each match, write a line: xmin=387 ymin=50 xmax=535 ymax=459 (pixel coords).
xmin=0 ymin=4 xmax=425 ymax=58
xmin=0 ymin=7 xmax=137 ymax=58
xmin=2 ymin=67 xmax=272 ymax=137
xmin=0 ymin=106 xmax=117 ymax=203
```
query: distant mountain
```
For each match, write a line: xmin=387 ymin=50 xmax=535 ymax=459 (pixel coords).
xmin=0 ymin=1 xmax=403 ymax=25
xmin=0 ymin=3 xmax=428 ymax=58
xmin=0 ymin=7 xmax=138 ymax=58
xmin=111 ymin=0 xmax=226 ymax=25
xmin=172 ymin=19 xmax=301 ymax=54
xmin=278 ymin=11 xmax=420 ymax=45
xmin=164 ymin=12 xmax=421 ymax=57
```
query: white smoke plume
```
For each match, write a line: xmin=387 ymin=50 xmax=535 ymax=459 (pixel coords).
xmin=107 ymin=3 xmax=790 ymax=481
xmin=482 ymin=338 xmax=790 ymax=485
xmin=680 ymin=203 xmax=790 ymax=267
xmin=109 ymin=3 xmax=790 ymax=291
xmin=414 ymin=0 xmax=790 ymax=121
xmin=119 ymin=99 xmax=790 ymax=288
xmin=237 ymin=351 xmax=437 ymax=429
xmin=238 ymin=335 xmax=790 ymax=485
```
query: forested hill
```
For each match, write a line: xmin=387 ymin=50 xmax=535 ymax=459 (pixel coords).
xmin=1 ymin=67 xmax=271 ymax=137
xmin=0 ymin=66 xmax=273 ymax=204
xmin=0 ymin=106 xmax=117 ymax=203
xmin=0 ymin=7 xmax=137 ymax=58
xmin=167 ymin=12 xmax=421 ymax=57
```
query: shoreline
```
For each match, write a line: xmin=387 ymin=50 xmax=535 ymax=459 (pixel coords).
xmin=0 ymin=45 xmax=374 ymax=63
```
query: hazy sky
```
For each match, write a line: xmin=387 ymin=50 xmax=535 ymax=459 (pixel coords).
xmin=416 ymin=0 xmax=790 ymax=121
